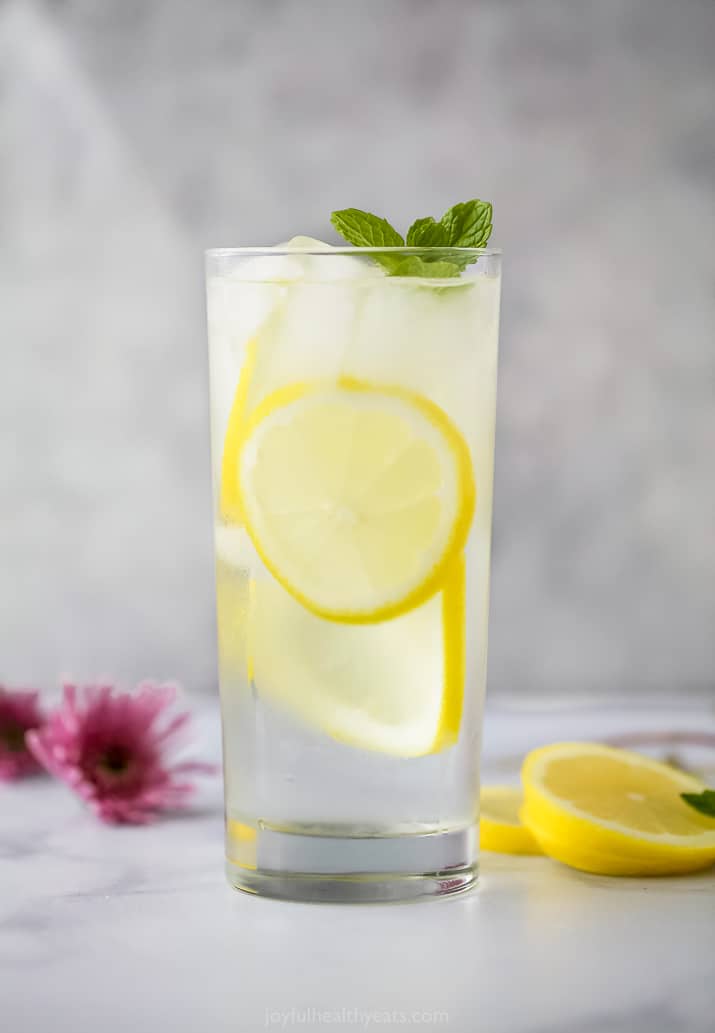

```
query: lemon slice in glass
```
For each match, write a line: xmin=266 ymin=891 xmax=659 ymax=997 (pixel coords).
xmin=248 ymin=555 xmax=466 ymax=757
xmin=231 ymin=378 xmax=475 ymax=623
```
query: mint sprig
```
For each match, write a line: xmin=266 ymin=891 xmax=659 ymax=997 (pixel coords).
xmin=681 ymin=789 xmax=715 ymax=817
xmin=330 ymin=199 xmax=493 ymax=278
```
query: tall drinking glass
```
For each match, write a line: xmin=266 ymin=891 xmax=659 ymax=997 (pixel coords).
xmin=206 ymin=246 xmax=501 ymax=901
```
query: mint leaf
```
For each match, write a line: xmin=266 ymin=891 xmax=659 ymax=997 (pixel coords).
xmin=330 ymin=198 xmax=494 ymax=278
xmin=681 ymin=789 xmax=715 ymax=817
xmin=432 ymin=199 xmax=494 ymax=272
xmin=405 ymin=217 xmax=449 ymax=248
xmin=439 ymin=199 xmax=493 ymax=249
xmin=330 ymin=209 xmax=406 ymax=274
xmin=408 ymin=200 xmax=493 ymax=258
xmin=330 ymin=209 xmax=404 ymax=249
xmin=406 ymin=200 xmax=493 ymax=271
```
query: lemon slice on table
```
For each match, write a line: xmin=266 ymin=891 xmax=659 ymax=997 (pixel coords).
xmin=521 ymin=743 xmax=715 ymax=876
xmin=230 ymin=377 xmax=475 ymax=623
xmin=480 ymin=786 xmax=543 ymax=855
xmin=248 ymin=554 xmax=466 ymax=757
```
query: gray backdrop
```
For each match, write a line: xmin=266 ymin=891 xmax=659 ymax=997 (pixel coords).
xmin=1 ymin=0 xmax=714 ymax=698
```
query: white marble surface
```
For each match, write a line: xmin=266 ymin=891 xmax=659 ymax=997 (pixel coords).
xmin=2 ymin=699 xmax=714 ymax=1033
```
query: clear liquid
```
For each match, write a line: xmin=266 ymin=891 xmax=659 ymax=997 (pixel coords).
xmin=207 ymin=255 xmax=500 ymax=899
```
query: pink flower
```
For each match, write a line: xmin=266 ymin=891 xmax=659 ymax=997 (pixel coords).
xmin=0 ymin=687 xmax=44 ymax=780
xmin=27 ymin=682 xmax=216 ymax=824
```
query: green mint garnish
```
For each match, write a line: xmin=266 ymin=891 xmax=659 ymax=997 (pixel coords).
xmin=329 ymin=209 xmax=405 ymax=250
xmin=330 ymin=199 xmax=493 ymax=278
xmin=681 ymin=789 xmax=715 ymax=817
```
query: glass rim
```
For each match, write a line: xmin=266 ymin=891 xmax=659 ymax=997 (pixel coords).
xmin=206 ymin=245 xmax=502 ymax=258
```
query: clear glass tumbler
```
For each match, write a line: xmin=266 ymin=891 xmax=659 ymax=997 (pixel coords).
xmin=206 ymin=246 xmax=501 ymax=901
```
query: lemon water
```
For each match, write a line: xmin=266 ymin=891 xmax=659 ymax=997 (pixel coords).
xmin=207 ymin=244 xmax=501 ymax=901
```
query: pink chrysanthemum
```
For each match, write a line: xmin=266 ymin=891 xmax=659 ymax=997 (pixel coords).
xmin=0 ymin=687 xmax=44 ymax=780
xmin=27 ymin=682 xmax=216 ymax=824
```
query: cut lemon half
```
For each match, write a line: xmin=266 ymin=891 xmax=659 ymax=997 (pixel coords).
xmin=521 ymin=742 xmax=715 ymax=876
xmin=480 ymin=786 xmax=543 ymax=855
xmin=233 ymin=377 xmax=475 ymax=623
xmin=248 ymin=553 xmax=466 ymax=757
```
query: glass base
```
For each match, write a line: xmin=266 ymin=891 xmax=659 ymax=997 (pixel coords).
xmin=228 ymin=865 xmax=477 ymax=902
xmin=225 ymin=824 xmax=478 ymax=902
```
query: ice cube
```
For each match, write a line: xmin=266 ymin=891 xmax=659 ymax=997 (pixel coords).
xmin=284 ymin=236 xmax=382 ymax=282
xmin=347 ymin=276 xmax=500 ymax=465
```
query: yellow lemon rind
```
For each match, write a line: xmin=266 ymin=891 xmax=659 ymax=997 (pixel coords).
xmin=430 ymin=553 xmax=466 ymax=753
xmin=520 ymin=806 xmax=715 ymax=876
